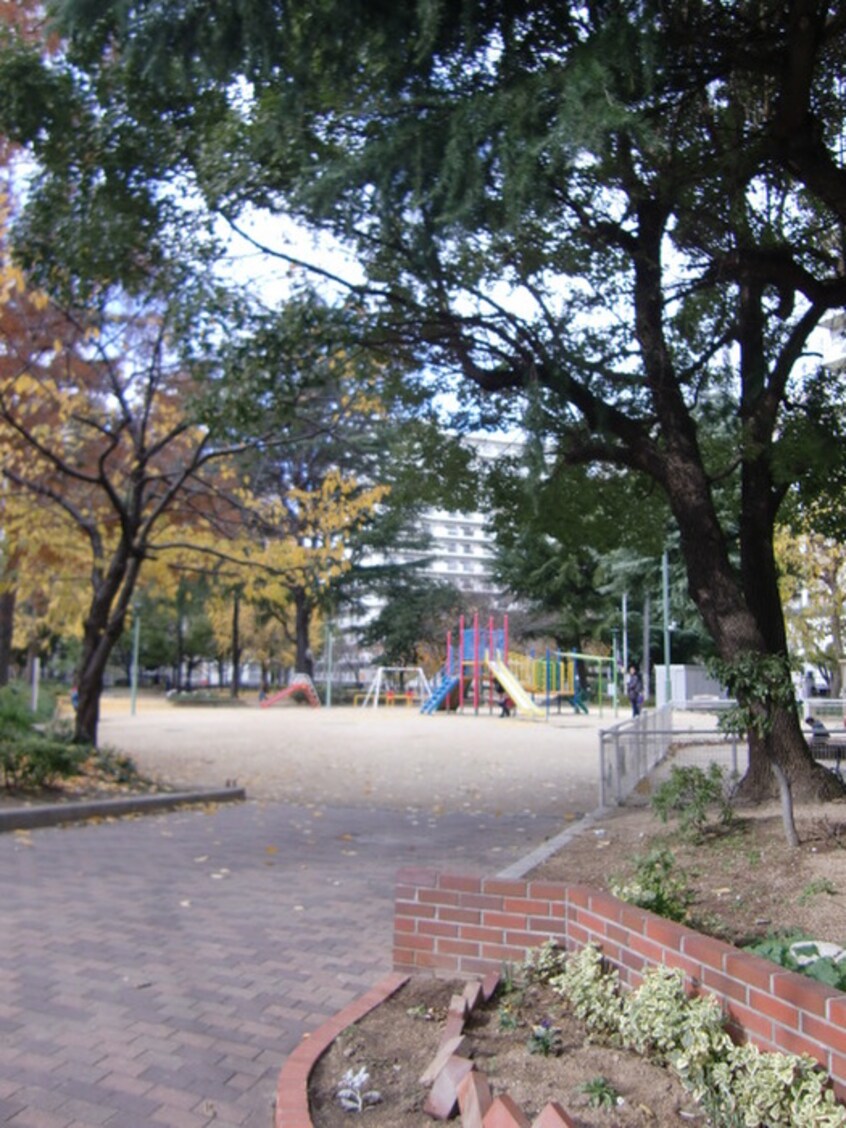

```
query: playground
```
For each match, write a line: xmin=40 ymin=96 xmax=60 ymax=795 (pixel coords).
xmin=98 ymin=695 xmax=607 ymax=820
xmin=358 ymin=614 xmax=616 ymax=719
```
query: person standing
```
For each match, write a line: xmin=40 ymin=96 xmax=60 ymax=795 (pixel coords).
xmin=626 ymin=663 xmax=643 ymax=717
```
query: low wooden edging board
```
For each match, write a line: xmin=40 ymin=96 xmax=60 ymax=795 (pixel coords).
xmin=394 ymin=867 xmax=846 ymax=1100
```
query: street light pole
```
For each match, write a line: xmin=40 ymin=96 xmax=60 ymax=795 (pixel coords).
xmin=130 ymin=606 xmax=141 ymax=716
xmin=621 ymin=591 xmax=628 ymax=672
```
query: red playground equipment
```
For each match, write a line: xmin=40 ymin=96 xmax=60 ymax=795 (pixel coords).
xmin=260 ymin=673 xmax=321 ymax=708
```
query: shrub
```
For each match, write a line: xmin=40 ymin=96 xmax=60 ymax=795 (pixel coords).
xmin=548 ymin=943 xmax=623 ymax=1038
xmin=0 ymin=684 xmax=89 ymax=791
xmin=610 ymin=846 xmax=694 ymax=922
xmin=551 ymin=943 xmax=846 ymax=1127
xmin=651 ymin=762 xmax=734 ymax=840
xmin=0 ymin=734 xmax=87 ymax=790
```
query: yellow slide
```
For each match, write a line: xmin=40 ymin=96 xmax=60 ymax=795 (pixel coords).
xmin=488 ymin=660 xmax=547 ymax=719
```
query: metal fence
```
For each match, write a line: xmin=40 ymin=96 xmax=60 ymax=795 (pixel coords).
xmin=598 ymin=702 xmax=744 ymax=808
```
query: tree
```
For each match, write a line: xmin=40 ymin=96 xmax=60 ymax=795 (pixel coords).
xmin=14 ymin=1 xmax=846 ymax=797
xmin=485 ymin=452 xmax=669 ymax=649
xmin=358 ymin=574 xmax=462 ymax=672
xmin=776 ymin=526 xmax=846 ymax=697
xmin=0 ymin=252 xmax=250 ymax=744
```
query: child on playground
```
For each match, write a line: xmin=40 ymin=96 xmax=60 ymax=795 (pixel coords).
xmin=495 ymin=681 xmax=515 ymax=717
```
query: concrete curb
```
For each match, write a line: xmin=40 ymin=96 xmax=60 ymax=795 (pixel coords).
xmin=495 ymin=805 xmax=609 ymax=879
xmin=274 ymin=971 xmax=409 ymax=1128
xmin=0 ymin=786 xmax=247 ymax=832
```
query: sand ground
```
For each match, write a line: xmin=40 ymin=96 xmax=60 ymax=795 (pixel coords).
xmin=98 ymin=695 xmax=615 ymax=819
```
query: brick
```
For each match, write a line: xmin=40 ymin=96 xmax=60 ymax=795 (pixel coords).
xmin=481 ymin=972 xmax=500 ymax=1001
xmin=643 ymin=915 xmax=687 ymax=952
xmin=442 ymin=1011 xmax=466 ymax=1041
xmin=802 ymin=1013 xmax=846 ymax=1057
xmin=423 ymin=1055 xmax=475 ymax=1120
xmin=748 ymin=987 xmax=799 ymax=1031
xmin=526 ymin=880 xmax=568 ymax=900
xmin=457 ymin=1069 xmax=492 ymax=1127
xmin=502 ymin=897 xmax=551 ymax=916
xmin=441 ymin=875 xmax=484 ymax=893
xmin=773 ymin=972 xmax=836 ymax=1019
xmin=462 ymin=981 xmax=484 ymax=1013
xmin=531 ymin=1102 xmax=576 ymax=1127
xmin=483 ymin=911 xmax=532 ymax=930
xmin=482 ymin=1093 xmax=531 ymax=1127
xmin=485 ymin=879 xmax=530 ymax=897
xmin=420 ymin=1035 xmax=471 ymax=1085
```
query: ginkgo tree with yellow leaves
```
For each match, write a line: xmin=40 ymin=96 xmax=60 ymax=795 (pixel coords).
xmin=776 ymin=525 xmax=846 ymax=700
xmin=0 ymin=230 xmax=253 ymax=745
xmin=238 ymin=468 xmax=389 ymax=682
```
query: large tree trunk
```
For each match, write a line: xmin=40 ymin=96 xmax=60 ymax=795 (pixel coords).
xmin=230 ymin=587 xmax=241 ymax=699
xmin=294 ymin=589 xmax=314 ymax=679
xmin=73 ymin=550 xmax=140 ymax=746
xmin=0 ymin=589 xmax=15 ymax=687
xmin=665 ymin=451 xmax=840 ymax=802
xmin=74 ymin=625 xmax=119 ymax=745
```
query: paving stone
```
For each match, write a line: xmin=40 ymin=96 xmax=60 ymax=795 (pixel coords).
xmin=1 ymin=781 xmax=564 ymax=1128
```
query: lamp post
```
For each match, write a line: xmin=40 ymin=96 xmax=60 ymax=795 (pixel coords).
xmin=611 ymin=627 xmax=620 ymax=716
xmin=621 ymin=591 xmax=629 ymax=673
xmin=662 ymin=550 xmax=672 ymax=706
xmin=324 ymin=619 xmax=334 ymax=708
xmin=130 ymin=603 xmax=141 ymax=716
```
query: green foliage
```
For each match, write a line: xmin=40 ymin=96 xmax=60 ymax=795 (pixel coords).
xmin=90 ymin=746 xmax=140 ymax=785
xmin=526 ymin=1019 xmax=563 ymax=1057
xmin=651 ymin=764 xmax=734 ymax=841
xmin=0 ymin=733 xmax=87 ymax=790
xmin=522 ymin=939 xmax=567 ymax=983
xmin=708 ymin=653 xmax=798 ymax=739
xmin=552 ymin=945 xmax=846 ymax=1127
xmin=0 ymin=685 xmax=87 ymax=790
xmin=744 ymin=934 xmax=846 ymax=993
xmin=619 ymin=966 xmax=729 ymax=1068
xmin=702 ymin=1044 xmax=846 ymax=1128
xmin=610 ymin=847 xmax=694 ymax=922
xmin=579 ymin=1075 xmax=621 ymax=1109
xmin=799 ymin=879 xmax=838 ymax=905
xmin=497 ymin=1003 xmax=519 ymax=1031
xmin=548 ymin=944 xmax=623 ymax=1039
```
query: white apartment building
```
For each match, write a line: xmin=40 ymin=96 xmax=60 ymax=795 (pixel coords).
xmin=393 ymin=432 xmax=524 ymax=602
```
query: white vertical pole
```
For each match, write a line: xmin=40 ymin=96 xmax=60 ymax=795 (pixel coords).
xmin=662 ymin=550 xmax=672 ymax=705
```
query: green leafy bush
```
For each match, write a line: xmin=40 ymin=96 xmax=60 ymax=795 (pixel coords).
xmin=0 ymin=734 xmax=87 ymax=790
xmin=651 ymin=763 xmax=734 ymax=840
xmin=548 ymin=943 xmax=623 ymax=1038
xmin=0 ymin=683 xmax=88 ymax=790
xmin=610 ymin=846 xmax=694 ymax=922
xmin=542 ymin=943 xmax=846 ymax=1127
xmin=745 ymin=933 xmax=846 ymax=991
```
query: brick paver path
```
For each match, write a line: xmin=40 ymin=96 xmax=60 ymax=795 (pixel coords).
xmin=0 ymin=797 xmax=566 ymax=1127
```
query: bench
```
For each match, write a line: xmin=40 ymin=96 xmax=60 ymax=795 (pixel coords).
xmin=809 ymin=733 xmax=846 ymax=778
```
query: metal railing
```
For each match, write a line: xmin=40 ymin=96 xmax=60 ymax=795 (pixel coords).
xmin=598 ymin=703 xmax=743 ymax=808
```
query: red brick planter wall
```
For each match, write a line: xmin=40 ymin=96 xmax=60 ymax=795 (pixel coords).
xmin=394 ymin=867 xmax=846 ymax=1099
